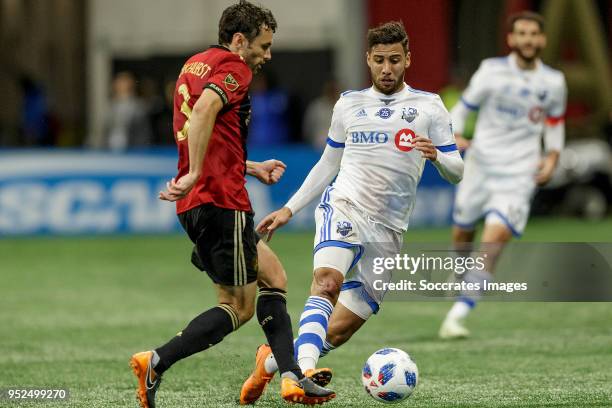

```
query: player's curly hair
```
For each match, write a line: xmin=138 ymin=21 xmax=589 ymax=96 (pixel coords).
xmin=218 ymin=0 xmax=277 ymax=45
xmin=367 ymin=21 xmax=409 ymax=53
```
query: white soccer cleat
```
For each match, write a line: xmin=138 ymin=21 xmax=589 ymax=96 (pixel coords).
xmin=438 ymin=317 xmax=470 ymax=339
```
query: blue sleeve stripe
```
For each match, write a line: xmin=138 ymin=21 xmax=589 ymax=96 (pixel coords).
xmin=326 ymin=137 xmax=345 ymax=148
xmin=436 ymin=144 xmax=458 ymax=152
xmin=461 ymin=97 xmax=479 ymax=111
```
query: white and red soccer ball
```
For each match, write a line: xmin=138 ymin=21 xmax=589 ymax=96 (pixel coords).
xmin=362 ymin=348 xmax=418 ymax=403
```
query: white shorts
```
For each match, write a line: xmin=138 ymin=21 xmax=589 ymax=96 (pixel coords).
xmin=452 ymin=158 xmax=536 ymax=237
xmin=313 ymin=186 xmax=403 ymax=320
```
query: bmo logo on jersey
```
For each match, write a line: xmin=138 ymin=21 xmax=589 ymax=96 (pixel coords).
xmin=350 ymin=131 xmax=389 ymax=144
xmin=395 ymin=128 xmax=416 ymax=152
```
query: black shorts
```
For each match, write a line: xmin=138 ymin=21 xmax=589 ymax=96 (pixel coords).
xmin=178 ymin=204 xmax=259 ymax=286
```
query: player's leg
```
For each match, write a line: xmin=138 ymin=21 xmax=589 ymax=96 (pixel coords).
xmin=441 ymin=200 xmax=526 ymax=339
xmin=131 ymin=282 xmax=255 ymax=408
xmin=131 ymin=206 xmax=257 ymax=408
xmin=439 ymin=225 xmax=478 ymax=339
xmin=258 ymin=245 xmax=355 ymax=375
xmin=254 ymin=238 xmax=303 ymax=379
xmin=241 ymin=240 xmax=335 ymax=405
xmin=440 ymin=163 xmax=488 ymax=339
xmin=293 ymin=247 xmax=354 ymax=372
xmin=452 ymin=224 xmax=476 ymax=247
xmin=253 ymin=246 xmax=355 ymax=379
xmin=325 ymin=297 xmax=368 ymax=349
xmin=257 ymin=281 xmax=372 ymax=383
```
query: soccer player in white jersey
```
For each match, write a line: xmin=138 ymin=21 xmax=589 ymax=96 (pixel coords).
xmin=239 ymin=21 xmax=463 ymax=403
xmin=439 ymin=11 xmax=567 ymax=339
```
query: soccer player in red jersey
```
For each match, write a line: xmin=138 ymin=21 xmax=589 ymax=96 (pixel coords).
xmin=129 ymin=2 xmax=335 ymax=407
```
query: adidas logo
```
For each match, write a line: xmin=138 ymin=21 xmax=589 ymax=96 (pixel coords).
xmin=356 ymin=109 xmax=367 ymax=118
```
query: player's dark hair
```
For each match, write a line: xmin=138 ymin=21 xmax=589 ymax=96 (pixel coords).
xmin=218 ymin=0 xmax=277 ymax=45
xmin=507 ymin=11 xmax=545 ymax=33
xmin=367 ymin=21 xmax=409 ymax=53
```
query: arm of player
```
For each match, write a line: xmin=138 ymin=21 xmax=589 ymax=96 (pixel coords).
xmin=537 ymin=75 xmax=566 ymax=186
xmin=450 ymin=102 xmax=473 ymax=151
xmin=450 ymin=61 xmax=491 ymax=151
xmin=536 ymin=118 xmax=564 ymax=185
xmin=433 ymin=150 xmax=464 ymax=184
xmin=256 ymin=145 xmax=343 ymax=241
xmin=246 ymin=160 xmax=287 ymax=185
xmin=413 ymin=136 xmax=464 ymax=184
xmin=160 ymin=89 xmax=223 ymax=201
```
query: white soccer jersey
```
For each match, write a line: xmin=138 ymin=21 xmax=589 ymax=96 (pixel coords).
xmin=453 ymin=54 xmax=567 ymax=175
xmin=327 ymin=84 xmax=457 ymax=232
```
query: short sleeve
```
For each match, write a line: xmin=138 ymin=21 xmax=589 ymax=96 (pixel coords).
xmin=429 ymin=97 xmax=457 ymax=152
xmin=461 ymin=62 xmax=491 ymax=110
xmin=326 ymin=98 xmax=347 ymax=148
xmin=546 ymin=75 xmax=567 ymax=122
xmin=205 ymin=57 xmax=252 ymax=106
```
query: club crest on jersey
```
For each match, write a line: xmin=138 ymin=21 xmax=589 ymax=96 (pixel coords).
xmin=223 ymin=74 xmax=240 ymax=92
xmin=401 ymin=107 xmax=418 ymax=123
xmin=336 ymin=221 xmax=352 ymax=237
xmin=375 ymin=107 xmax=394 ymax=119
xmin=356 ymin=108 xmax=368 ymax=118
xmin=537 ymin=90 xmax=548 ymax=102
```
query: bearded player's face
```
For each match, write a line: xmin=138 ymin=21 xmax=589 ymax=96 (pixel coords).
xmin=367 ymin=43 xmax=410 ymax=95
xmin=507 ymin=19 xmax=546 ymax=63
xmin=243 ymin=26 xmax=273 ymax=74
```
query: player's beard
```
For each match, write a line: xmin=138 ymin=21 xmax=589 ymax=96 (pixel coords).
xmin=372 ymin=73 xmax=404 ymax=95
xmin=513 ymin=44 xmax=541 ymax=65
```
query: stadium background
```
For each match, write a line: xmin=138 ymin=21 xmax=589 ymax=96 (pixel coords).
xmin=1 ymin=0 xmax=611 ymax=407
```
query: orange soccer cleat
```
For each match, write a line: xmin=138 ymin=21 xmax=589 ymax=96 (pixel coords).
xmin=304 ymin=368 xmax=333 ymax=387
xmin=130 ymin=351 xmax=162 ymax=408
xmin=281 ymin=376 xmax=336 ymax=405
xmin=239 ymin=344 xmax=276 ymax=404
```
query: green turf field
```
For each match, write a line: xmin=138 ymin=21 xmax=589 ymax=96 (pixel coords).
xmin=1 ymin=217 xmax=611 ymax=407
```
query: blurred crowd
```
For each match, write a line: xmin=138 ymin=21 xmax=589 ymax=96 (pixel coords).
xmin=98 ymin=70 xmax=342 ymax=151
xmin=4 ymin=68 xmax=612 ymax=156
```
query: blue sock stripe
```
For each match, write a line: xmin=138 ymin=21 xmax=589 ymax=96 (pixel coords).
xmin=306 ymin=296 xmax=333 ymax=311
xmin=307 ymin=295 xmax=333 ymax=307
xmin=305 ymin=300 xmax=333 ymax=316
xmin=320 ymin=340 xmax=335 ymax=357
xmin=458 ymin=296 xmax=476 ymax=309
xmin=299 ymin=313 xmax=329 ymax=328
xmin=303 ymin=306 xmax=325 ymax=314
xmin=294 ymin=333 xmax=324 ymax=359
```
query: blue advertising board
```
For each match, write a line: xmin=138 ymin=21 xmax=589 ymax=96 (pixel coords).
xmin=0 ymin=147 xmax=455 ymax=236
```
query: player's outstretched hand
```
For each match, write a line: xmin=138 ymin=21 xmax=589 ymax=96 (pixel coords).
xmin=253 ymin=160 xmax=287 ymax=185
xmin=159 ymin=173 xmax=199 ymax=202
xmin=256 ymin=207 xmax=292 ymax=242
xmin=413 ymin=136 xmax=437 ymax=161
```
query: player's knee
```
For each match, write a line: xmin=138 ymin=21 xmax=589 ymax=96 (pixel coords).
xmin=312 ymin=268 xmax=343 ymax=301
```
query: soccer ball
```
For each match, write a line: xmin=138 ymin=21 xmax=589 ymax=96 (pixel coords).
xmin=362 ymin=348 xmax=418 ymax=403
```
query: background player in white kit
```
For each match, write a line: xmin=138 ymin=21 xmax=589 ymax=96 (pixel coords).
xmin=239 ymin=21 xmax=464 ymax=403
xmin=439 ymin=11 xmax=567 ymax=339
